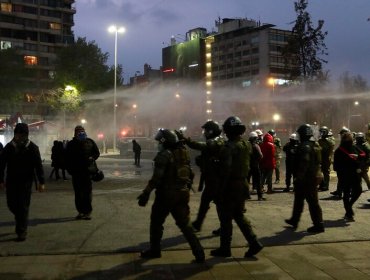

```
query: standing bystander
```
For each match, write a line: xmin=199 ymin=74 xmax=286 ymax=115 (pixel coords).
xmin=0 ymin=123 xmax=45 ymax=241
xmin=132 ymin=139 xmax=141 ymax=167
xmin=66 ymin=126 xmax=100 ymax=220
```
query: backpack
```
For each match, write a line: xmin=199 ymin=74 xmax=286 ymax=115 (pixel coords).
xmin=171 ymin=146 xmax=194 ymax=188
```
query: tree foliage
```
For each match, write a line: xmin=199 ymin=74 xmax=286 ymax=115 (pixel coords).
xmin=284 ymin=0 xmax=328 ymax=82
xmin=53 ymin=37 xmax=123 ymax=94
xmin=0 ymin=48 xmax=32 ymax=102
xmin=339 ymin=72 xmax=368 ymax=93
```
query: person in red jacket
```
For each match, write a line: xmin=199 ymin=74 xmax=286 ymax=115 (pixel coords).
xmin=259 ymin=133 xmax=276 ymax=193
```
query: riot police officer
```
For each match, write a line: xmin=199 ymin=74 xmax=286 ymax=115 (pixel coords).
xmin=137 ymin=129 xmax=205 ymax=263
xmin=282 ymin=133 xmax=299 ymax=192
xmin=318 ymin=126 xmax=335 ymax=191
xmin=248 ymin=131 xmax=265 ymax=200
xmin=355 ymin=132 xmax=370 ymax=190
xmin=211 ymin=116 xmax=263 ymax=258
xmin=177 ymin=121 xmax=224 ymax=233
xmin=285 ymin=124 xmax=325 ymax=233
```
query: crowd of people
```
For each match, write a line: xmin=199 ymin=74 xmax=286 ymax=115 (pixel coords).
xmin=1 ymin=118 xmax=370 ymax=263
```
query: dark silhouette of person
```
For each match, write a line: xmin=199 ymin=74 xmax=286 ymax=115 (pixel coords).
xmin=132 ymin=139 xmax=141 ymax=167
xmin=66 ymin=126 xmax=100 ymax=220
xmin=0 ymin=123 xmax=45 ymax=241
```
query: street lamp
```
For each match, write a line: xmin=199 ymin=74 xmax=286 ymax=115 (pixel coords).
xmin=108 ymin=25 xmax=125 ymax=153
xmin=268 ymin=77 xmax=276 ymax=95
xmin=348 ymin=100 xmax=360 ymax=129
xmin=273 ymin=113 xmax=281 ymax=129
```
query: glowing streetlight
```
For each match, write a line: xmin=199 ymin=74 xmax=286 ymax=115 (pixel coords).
xmin=81 ymin=119 xmax=86 ymax=124
xmin=273 ymin=113 xmax=281 ymax=129
xmin=348 ymin=100 xmax=360 ymax=129
xmin=268 ymin=77 xmax=276 ymax=94
xmin=108 ymin=25 xmax=125 ymax=153
xmin=273 ymin=113 xmax=281 ymax=122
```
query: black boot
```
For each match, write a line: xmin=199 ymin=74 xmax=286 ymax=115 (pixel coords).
xmin=210 ymin=247 xmax=231 ymax=257
xmin=212 ymin=228 xmax=221 ymax=236
xmin=140 ymin=249 xmax=161 ymax=259
xmin=285 ymin=218 xmax=298 ymax=229
xmin=192 ymin=221 xmax=201 ymax=232
xmin=193 ymin=251 xmax=205 ymax=263
xmin=307 ymin=223 xmax=325 ymax=233
xmin=245 ymin=240 xmax=263 ymax=257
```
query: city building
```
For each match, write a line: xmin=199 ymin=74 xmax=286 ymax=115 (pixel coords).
xmin=161 ymin=17 xmax=297 ymax=120
xmin=210 ymin=18 xmax=294 ymax=89
xmin=129 ymin=63 xmax=161 ymax=87
xmin=0 ymin=0 xmax=75 ymax=102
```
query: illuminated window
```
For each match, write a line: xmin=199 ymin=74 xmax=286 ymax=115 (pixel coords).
xmin=1 ymin=3 xmax=12 ymax=12
xmin=49 ymin=23 xmax=61 ymax=30
xmin=0 ymin=41 xmax=11 ymax=50
xmin=24 ymin=56 xmax=38 ymax=65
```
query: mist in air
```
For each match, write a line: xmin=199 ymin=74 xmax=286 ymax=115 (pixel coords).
xmin=78 ymin=82 xmax=370 ymax=143
xmin=16 ymin=80 xmax=369 ymax=157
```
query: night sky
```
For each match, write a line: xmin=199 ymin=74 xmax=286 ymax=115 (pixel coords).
xmin=74 ymin=0 xmax=370 ymax=84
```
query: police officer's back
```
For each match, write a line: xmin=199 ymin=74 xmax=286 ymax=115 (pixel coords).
xmin=137 ymin=129 xmax=205 ymax=263
xmin=211 ymin=116 xmax=263 ymax=258
xmin=177 ymin=120 xmax=224 ymax=232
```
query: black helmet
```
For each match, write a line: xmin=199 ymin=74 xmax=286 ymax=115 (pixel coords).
xmin=355 ymin=132 xmax=366 ymax=143
xmin=91 ymin=170 xmax=104 ymax=182
xmin=296 ymin=124 xmax=313 ymax=140
xmin=319 ymin=126 xmax=329 ymax=137
xmin=339 ymin=127 xmax=350 ymax=135
xmin=155 ymin=129 xmax=178 ymax=147
xmin=201 ymin=120 xmax=221 ymax=139
xmin=222 ymin=116 xmax=246 ymax=136
xmin=267 ymin=129 xmax=276 ymax=137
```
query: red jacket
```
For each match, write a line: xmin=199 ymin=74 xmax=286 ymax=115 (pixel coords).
xmin=259 ymin=133 xmax=276 ymax=170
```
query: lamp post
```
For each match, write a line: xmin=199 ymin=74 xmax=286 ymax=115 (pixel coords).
xmin=108 ymin=25 xmax=125 ymax=153
xmin=347 ymin=101 xmax=359 ymax=129
xmin=272 ymin=113 xmax=281 ymax=129
xmin=268 ymin=77 xmax=275 ymax=95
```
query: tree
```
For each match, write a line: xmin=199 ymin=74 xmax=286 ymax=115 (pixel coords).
xmin=339 ymin=72 xmax=368 ymax=93
xmin=53 ymin=37 xmax=123 ymax=94
xmin=0 ymin=48 xmax=33 ymax=102
xmin=284 ymin=0 xmax=328 ymax=83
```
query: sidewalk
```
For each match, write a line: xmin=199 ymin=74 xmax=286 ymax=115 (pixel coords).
xmin=1 ymin=241 xmax=370 ymax=279
xmin=1 ymin=159 xmax=370 ymax=279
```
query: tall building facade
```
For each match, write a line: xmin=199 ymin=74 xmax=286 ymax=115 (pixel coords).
xmin=210 ymin=18 xmax=294 ymax=89
xmin=161 ymin=18 xmax=297 ymax=120
xmin=0 ymin=0 xmax=75 ymax=99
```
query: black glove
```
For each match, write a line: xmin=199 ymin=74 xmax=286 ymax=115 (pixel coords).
xmin=137 ymin=191 xmax=150 ymax=207
xmin=175 ymin=130 xmax=185 ymax=141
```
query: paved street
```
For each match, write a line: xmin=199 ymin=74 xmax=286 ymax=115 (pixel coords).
xmin=1 ymin=154 xmax=370 ymax=279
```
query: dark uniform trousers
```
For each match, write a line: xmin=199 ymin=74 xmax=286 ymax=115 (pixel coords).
xmin=193 ymin=175 xmax=218 ymax=227
xmin=320 ymin=160 xmax=331 ymax=190
xmin=291 ymin=180 xmax=323 ymax=226
xmin=342 ymin=174 xmax=362 ymax=217
xmin=6 ymin=181 xmax=32 ymax=235
xmin=217 ymin=179 xmax=257 ymax=249
xmin=250 ymin=166 xmax=263 ymax=198
xmin=72 ymin=172 xmax=93 ymax=215
xmin=150 ymin=189 xmax=204 ymax=257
